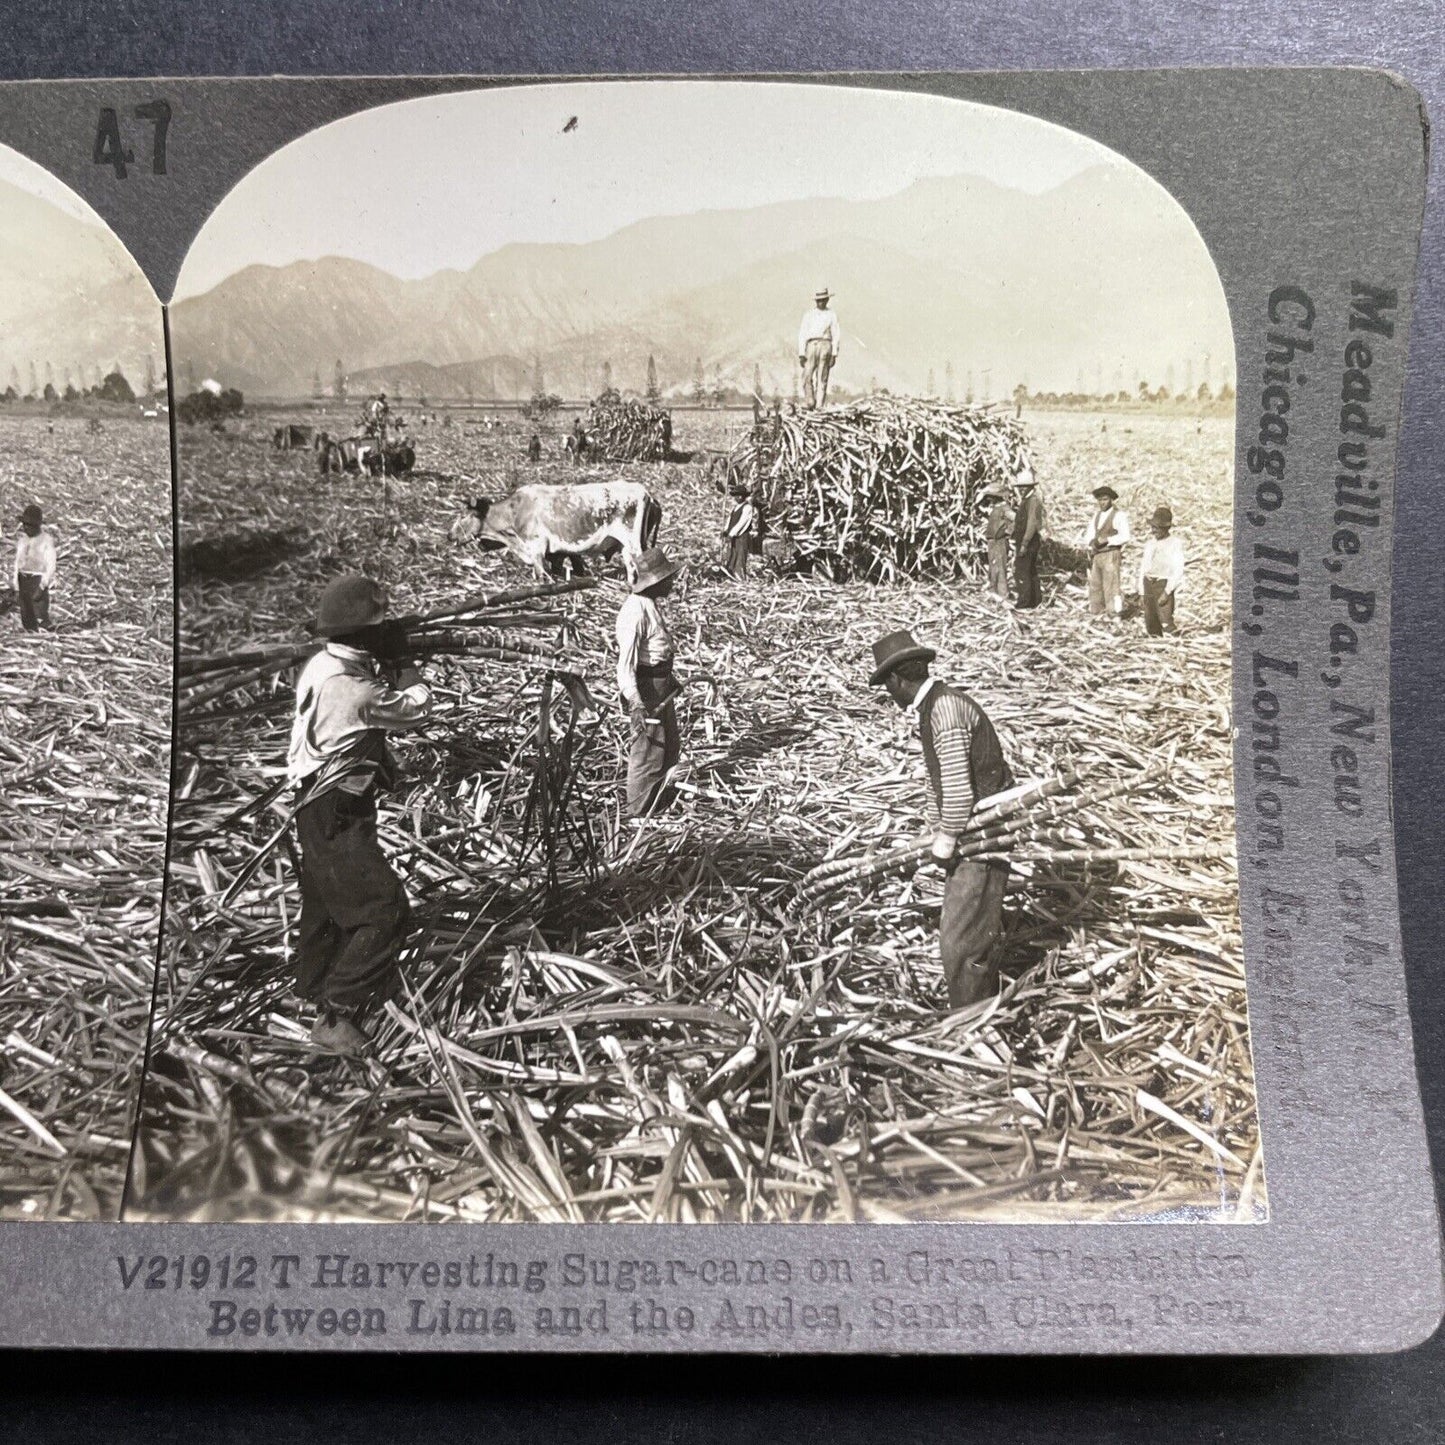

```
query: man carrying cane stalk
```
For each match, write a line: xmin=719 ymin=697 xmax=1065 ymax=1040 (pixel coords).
xmin=869 ymin=630 xmax=1014 ymax=1009
xmin=286 ymin=573 xmax=432 ymax=1055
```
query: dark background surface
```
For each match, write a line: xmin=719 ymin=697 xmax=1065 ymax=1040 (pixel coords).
xmin=0 ymin=1 xmax=1441 ymax=1439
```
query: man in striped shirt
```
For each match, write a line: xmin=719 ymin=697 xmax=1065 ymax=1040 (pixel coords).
xmin=870 ymin=630 xmax=1014 ymax=1009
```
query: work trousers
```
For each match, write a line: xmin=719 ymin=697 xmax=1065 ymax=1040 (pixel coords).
xmin=625 ymin=669 xmax=681 ymax=818
xmin=986 ymin=538 xmax=1010 ymax=599
xmin=801 ymin=338 xmax=833 ymax=409
xmin=294 ymin=787 xmax=410 ymax=1015
xmin=1014 ymin=539 xmax=1041 ymax=609
xmin=940 ymin=856 xmax=1011 ymax=1009
xmin=726 ymin=533 xmax=750 ymax=579
xmin=17 ymin=573 xmax=50 ymax=631
xmin=1088 ymin=547 xmax=1123 ymax=616
xmin=1142 ymin=576 xmax=1177 ymax=636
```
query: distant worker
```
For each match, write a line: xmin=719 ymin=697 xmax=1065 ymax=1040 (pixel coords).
xmin=723 ymin=484 xmax=757 ymax=580
xmin=1138 ymin=505 xmax=1184 ymax=637
xmin=1080 ymin=484 xmax=1131 ymax=619
xmin=566 ymin=418 xmax=588 ymax=466
xmin=1011 ymin=468 xmax=1045 ymax=610
xmin=979 ymin=485 xmax=1012 ymax=601
xmin=868 ymin=630 xmax=1014 ymax=1009
xmin=364 ymin=391 xmax=390 ymax=437
xmin=13 ymin=502 xmax=56 ymax=633
xmin=616 ymin=547 xmax=684 ymax=818
xmin=527 ymin=433 xmax=542 ymax=464
xmin=286 ymin=574 xmax=433 ymax=1055
xmin=797 ymin=286 xmax=840 ymax=410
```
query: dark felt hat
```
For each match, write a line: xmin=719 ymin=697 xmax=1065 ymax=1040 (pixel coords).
xmin=20 ymin=503 xmax=42 ymax=527
xmin=1092 ymin=485 xmax=1119 ymax=502
xmin=868 ymin=629 xmax=937 ymax=686
xmin=315 ymin=572 xmax=387 ymax=636
xmin=1151 ymin=505 xmax=1174 ymax=529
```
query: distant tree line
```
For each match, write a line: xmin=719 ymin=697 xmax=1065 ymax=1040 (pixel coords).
xmin=0 ymin=365 xmax=144 ymax=406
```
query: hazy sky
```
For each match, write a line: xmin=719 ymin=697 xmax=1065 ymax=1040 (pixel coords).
xmin=0 ymin=144 xmax=108 ymax=224
xmin=176 ymin=81 xmax=1126 ymax=298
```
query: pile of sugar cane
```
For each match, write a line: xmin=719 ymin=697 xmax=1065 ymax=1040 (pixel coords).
xmin=727 ymin=397 xmax=1034 ymax=582
xmin=0 ymin=414 xmax=171 ymax=1220
xmin=582 ymin=391 xmax=672 ymax=462
xmin=132 ymin=411 xmax=1261 ymax=1225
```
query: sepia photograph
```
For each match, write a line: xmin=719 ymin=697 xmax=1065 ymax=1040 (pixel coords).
xmin=0 ymin=146 xmax=171 ymax=1218
xmin=131 ymin=80 xmax=1263 ymax=1224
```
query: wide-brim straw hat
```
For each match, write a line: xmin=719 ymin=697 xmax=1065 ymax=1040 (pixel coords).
xmin=814 ymin=288 xmax=832 ymax=302
xmin=1092 ymin=485 xmax=1119 ymax=502
xmin=868 ymin=628 xmax=937 ymax=686
xmin=632 ymin=546 xmax=683 ymax=594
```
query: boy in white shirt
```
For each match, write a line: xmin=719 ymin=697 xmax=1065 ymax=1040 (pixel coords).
xmin=13 ymin=503 xmax=56 ymax=632
xmin=1138 ymin=505 xmax=1184 ymax=636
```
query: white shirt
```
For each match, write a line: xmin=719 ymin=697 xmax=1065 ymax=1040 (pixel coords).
xmin=798 ymin=307 xmax=841 ymax=356
xmin=287 ymin=643 xmax=431 ymax=787
xmin=14 ymin=528 xmax=57 ymax=587
xmin=1080 ymin=506 xmax=1132 ymax=550
xmin=615 ymin=594 xmax=674 ymax=706
xmin=1139 ymin=534 xmax=1186 ymax=593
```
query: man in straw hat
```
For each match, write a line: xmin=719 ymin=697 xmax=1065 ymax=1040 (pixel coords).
xmin=286 ymin=572 xmax=433 ymax=1054
xmin=13 ymin=502 xmax=56 ymax=632
xmin=617 ymin=546 xmax=684 ymax=818
xmin=979 ymin=483 xmax=1012 ymax=601
xmin=1138 ymin=504 xmax=1184 ymax=636
xmin=797 ymin=286 xmax=840 ymax=410
xmin=869 ymin=630 xmax=1014 ymax=1009
xmin=1080 ymin=483 xmax=1132 ymax=618
xmin=722 ymin=482 xmax=757 ymax=580
xmin=1011 ymin=467 xmax=1045 ymax=610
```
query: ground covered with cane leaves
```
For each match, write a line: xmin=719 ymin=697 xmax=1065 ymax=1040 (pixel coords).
xmin=0 ymin=410 xmax=171 ymax=1219
xmin=131 ymin=403 xmax=1265 ymax=1224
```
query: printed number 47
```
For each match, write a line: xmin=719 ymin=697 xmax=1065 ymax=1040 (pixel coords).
xmin=94 ymin=101 xmax=170 ymax=179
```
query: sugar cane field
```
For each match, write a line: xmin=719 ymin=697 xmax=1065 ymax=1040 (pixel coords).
xmin=129 ymin=403 xmax=1266 ymax=1224
xmin=0 ymin=412 xmax=172 ymax=1220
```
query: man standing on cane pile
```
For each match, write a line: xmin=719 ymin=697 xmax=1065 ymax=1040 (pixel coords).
xmin=1080 ymin=484 xmax=1131 ymax=619
xmin=616 ymin=546 xmax=684 ymax=819
xmin=1011 ymin=468 xmax=1045 ymax=611
xmin=797 ymin=286 xmax=840 ymax=410
xmin=286 ymin=573 xmax=432 ymax=1055
xmin=869 ymin=630 xmax=1014 ymax=1009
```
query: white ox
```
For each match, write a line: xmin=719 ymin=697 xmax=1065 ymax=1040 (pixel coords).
xmin=451 ymin=481 xmax=663 ymax=581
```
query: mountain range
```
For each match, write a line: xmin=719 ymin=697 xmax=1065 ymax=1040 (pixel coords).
xmin=0 ymin=166 xmax=1234 ymax=403
xmin=0 ymin=177 xmax=162 ymax=394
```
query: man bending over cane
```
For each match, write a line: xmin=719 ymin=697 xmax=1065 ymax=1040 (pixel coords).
xmin=869 ymin=630 xmax=1014 ymax=1010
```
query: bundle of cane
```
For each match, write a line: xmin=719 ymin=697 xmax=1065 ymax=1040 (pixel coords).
xmin=582 ymin=392 xmax=671 ymax=461
xmin=175 ymin=577 xmax=597 ymax=717
xmin=725 ymin=395 xmax=1033 ymax=583
xmin=797 ymin=758 xmax=1170 ymax=904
